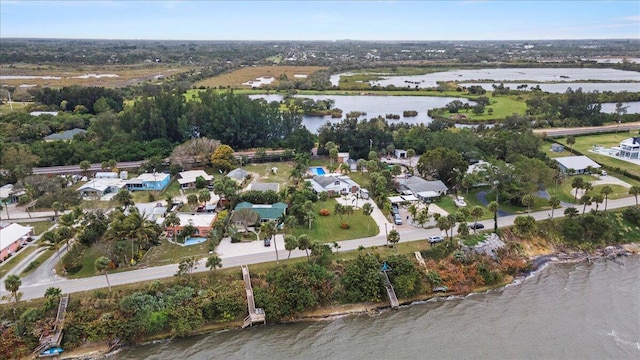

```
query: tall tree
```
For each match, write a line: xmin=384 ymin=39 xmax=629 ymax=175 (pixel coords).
xmin=297 ymin=234 xmax=311 ymax=260
xmin=548 ymin=196 xmax=561 ymax=219
xmin=600 ymin=185 xmax=613 ymax=212
xmin=94 ymin=256 xmax=112 ymax=292
xmin=521 ymin=194 xmax=534 ymax=213
xmin=488 ymin=201 xmax=499 ymax=233
xmin=284 ymin=234 xmax=298 ymax=259
xmin=387 ymin=229 xmax=400 ymax=250
xmin=4 ymin=274 xmax=22 ymax=303
xmin=206 ymin=254 xmax=222 ymax=271
xmin=79 ymin=160 xmax=92 ymax=177
xmin=163 ymin=212 xmax=180 ymax=242
xmin=416 ymin=147 xmax=467 ymax=187
xmin=198 ymin=189 xmax=211 ymax=205
xmin=566 ymin=136 xmax=576 ymax=153
xmin=210 ymin=144 xmax=236 ymax=172
xmin=112 ymin=189 xmax=134 ymax=209
xmin=629 ymin=186 xmax=640 ymax=206
xmin=470 ymin=206 xmax=484 ymax=233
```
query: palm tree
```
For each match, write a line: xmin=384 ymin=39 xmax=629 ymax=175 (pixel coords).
xmin=629 ymin=186 xmax=640 ymax=207
xmin=284 ymin=234 xmax=298 ymax=259
xmin=261 ymin=220 xmax=279 ymax=263
xmin=470 ymin=206 xmax=484 ymax=233
xmin=198 ymin=189 xmax=211 ymax=205
xmin=408 ymin=204 xmax=418 ymax=222
xmin=79 ymin=160 xmax=91 ymax=177
xmin=580 ymin=195 xmax=592 ymax=216
xmin=564 ymin=207 xmax=579 ymax=219
xmin=437 ymin=216 xmax=453 ymax=241
xmin=187 ymin=194 xmax=199 ymax=210
xmin=51 ymin=201 xmax=64 ymax=218
xmin=571 ymin=176 xmax=585 ymax=203
xmin=39 ymin=230 xmax=63 ymax=257
xmin=387 ymin=229 xmax=400 ymax=250
xmin=94 ymin=256 xmax=112 ymax=292
xmin=521 ymin=194 xmax=534 ymax=214
xmin=406 ymin=148 xmax=416 ymax=168
xmin=113 ymin=189 xmax=133 ymax=209
xmin=600 ymin=185 xmax=613 ymax=212
xmin=206 ymin=254 xmax=222 ymax=271
xmin=488 ymin=201 xmax=499 ymax=233
xmin=548 ymin=196 xmax=561 ymax=219
xmin=592 ymin=194 xmax=603 ymax=212
xmin=297 ymin=234 xmax=311 ymax=260
xmin=332 ymin=241 xmax=341 ymax=253
xmin=566 ymin=136 xmax=575 ymax=153
xmin=4 ymin=275 xmax=21 ymax=303
xmin=163 ymin=212 xmax=180 ymax=242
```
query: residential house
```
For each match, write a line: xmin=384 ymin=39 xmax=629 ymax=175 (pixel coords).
xmin=165 ymin=213 xmax=217 ymax=239
xmin=337 ymin=152 xmax=350 ymax=164
xmin=226 ymin=168 xmax=249 ymax=184
xmin=555 ymin=156 xmax=601 ymax=175
xmin=178 ymin=170 xmax=214 ymax=189
xmin=245 ymin=182 xmax=280 ymax=193
xmin=77 ymin=178 xmax=127 ymax=198
xmin=233 ymin=202 xmax=287 ymax=222
xmin=0 ymin=223 xmax=34 ymax=262
xmin=95 ymin=172 xmax=119 ymax=179
xmin=0 ymin=184 xmax=22 ymax=205
xmin=125 ymin=172 xmax=171 ymax=191
xmin=394 ymin=149 xmax=407 ymax=158
xmin=617 ymin=137 xmax=640 ymax=160
xmin=397 ymin=176 xmax=448 ymax=201
xmin=43 ymin=128 xmax=87 ymax=142
xmin=306 ymin=175 xmax=360 ymax=196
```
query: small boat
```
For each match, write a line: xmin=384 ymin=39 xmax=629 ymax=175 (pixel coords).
xmin=454 ymin=196 xmax=467 ymax=207
xmin=40 ymin=347 xmax=64 ymax=357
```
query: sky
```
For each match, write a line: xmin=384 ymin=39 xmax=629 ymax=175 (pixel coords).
xmin=1 ymin=0 xmax=639 ymax=41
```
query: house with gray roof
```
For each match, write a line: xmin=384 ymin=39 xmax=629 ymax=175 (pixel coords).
xmin=227 ymin=168 xmax=249 ymax=183
xmin=233 ymin=202 xmax=287 ymax=222
xmin=555 ymin=156 xmax=601 ymax=175
xmin=44 ymin=128 xmax=87 ymax=141
xmin=246 ymin=182 xmax=280 ymax=192
xmin=306 ymin=175 xmax=360 ymax=196
xmin=397 ymin=176 xmax=448 ymax=200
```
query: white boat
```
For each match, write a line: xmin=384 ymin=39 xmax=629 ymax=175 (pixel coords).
xmin=454 ymin=196 xmax=467 ymax=207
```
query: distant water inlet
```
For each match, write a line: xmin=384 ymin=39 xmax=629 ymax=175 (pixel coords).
xmin=309 ymin=166 xmax=327 ymax=176
xmin=183 ymin=237 xmax=207 ymax=246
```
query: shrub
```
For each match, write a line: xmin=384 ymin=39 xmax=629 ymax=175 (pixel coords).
xmin=340 ymin=223 xmax=350 ymax=229
xmin=319 ymin=208 xmax=330 ymax=216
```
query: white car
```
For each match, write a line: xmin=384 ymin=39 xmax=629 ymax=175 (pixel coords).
xmin=428 ymin=235 xmax=444 ymax=244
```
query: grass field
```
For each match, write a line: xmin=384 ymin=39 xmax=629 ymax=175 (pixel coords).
xmin=17 ymin=220 xmax=53 ymax=235
xmin=0 ymin=64 xmax=194 ymax=88
xmin=0 ymin=245 xmax=39 ymax=278
xmin=292 ymin=199 xmax=379 ymax=243
xmin=195 ymin=65 xmax=328 ymax=89
xmin=141 ymin=238 xmax=212 ymax=267
xmin=555 ymin=132 xmax=640 ymax=181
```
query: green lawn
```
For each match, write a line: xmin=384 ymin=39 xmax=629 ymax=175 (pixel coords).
xmin=547 ymin=174 xmax=601 ymax=205
xmin=17 ymin=220 xmax=53 ymax=235
xmin=244 ymin=162 xmax=295 ymax=186
xmin=140 ymin=238 xmax=213 ymax=267
xmin=588 ymin=184 xmax=630 ymax=201
xmin=449 ymin=95 xmax=528 ymax=121
xmin=555 ymin=133 xmax=640 ymax=180
xmin=0 ymin=245 xmax=39 ymax=278
xmin=21 ymin=249 xmax=55 ymax=277
xmin=292 ymin=199 xmax=379 ymax=243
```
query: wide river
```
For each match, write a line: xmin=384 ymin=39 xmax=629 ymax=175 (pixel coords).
xmin=114 ymin=256 xmax=640 ymax=360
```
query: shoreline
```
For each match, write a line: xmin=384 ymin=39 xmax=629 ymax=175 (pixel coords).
xmin=59 ymin=244 xmax=639 ymax=360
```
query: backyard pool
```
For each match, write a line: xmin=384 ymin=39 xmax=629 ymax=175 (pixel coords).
xmin=309 ymin=166 xmax=327 ymax=176
xmin=184 ymin=237 xmax=207 ymax=246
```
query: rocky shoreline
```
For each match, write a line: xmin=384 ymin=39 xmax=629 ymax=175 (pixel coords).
xmin=57 ymin=244 xmax=638 ymax=360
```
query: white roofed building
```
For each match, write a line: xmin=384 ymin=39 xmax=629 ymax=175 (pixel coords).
xmin=555 ymin=156 xmax=601 ymax=175
xmin=178 ymin=170 xmax=213 ymax=189
xmin=1 ymin=223 xmax=34 ymax=262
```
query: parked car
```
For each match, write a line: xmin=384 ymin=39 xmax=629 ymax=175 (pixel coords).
xmin=428 ymin=235 xmax=444 ymax=244
xmin=601 ymin=170 xmax=608 ymax=176
xmin=469 ymin=223 xmax=485 ymax=230
xmin=391 ymin=205 xmax=400 ymax=215
xmin=393 ymin=214 xmax=403 ymax=225
xmin=263 ymin=236 xmax=271 ymax=247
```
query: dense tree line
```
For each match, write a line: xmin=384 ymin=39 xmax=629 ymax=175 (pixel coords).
xmin=30 ymin=86 xmax=124 ymax=114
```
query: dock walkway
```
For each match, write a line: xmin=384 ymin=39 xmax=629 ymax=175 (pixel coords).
xmin=33 ymin=294 xmax=69 ymax=355
xmin=241 ymin=265 xmax=266 ymax=328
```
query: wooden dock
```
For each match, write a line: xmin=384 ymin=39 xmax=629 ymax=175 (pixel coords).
xmin=33 ymin=294 xmax=69 ymax=355
xmin=381 ymin=270 xmax=399 ymax=309
xmin=241 ymin=265 xmax=266 ymax=328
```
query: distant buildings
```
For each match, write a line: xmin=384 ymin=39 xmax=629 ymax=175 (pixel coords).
xmin=77 ymin=178 xmax=126 ymax=198
xmin=178 ymin=170 xmax=213 ymax=189
xmin=306 ymin=175 xmax=361 ymax=196
xmin=397 ymin=176 xmax=448 ymax=201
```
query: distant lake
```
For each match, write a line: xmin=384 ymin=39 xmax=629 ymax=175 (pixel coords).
xmin=250 ymin=94 xmax=474 ymax=133
xmin=330 ymin=68 xmax=640 ymax=89
xmin=601 ymin=102 xmax=640 ymax=114
xmin=458 ymin=82 xmax=640 ymax=93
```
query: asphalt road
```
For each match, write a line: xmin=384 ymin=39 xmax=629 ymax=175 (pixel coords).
xmin=10 ymin=195 xmax=638 ymax=302
xmin=533 ymin=122 xmax=640 ymax=137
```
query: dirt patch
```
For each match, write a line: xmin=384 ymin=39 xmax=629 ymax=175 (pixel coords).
xmin=520 ymin=236 xmax=555 ymax=257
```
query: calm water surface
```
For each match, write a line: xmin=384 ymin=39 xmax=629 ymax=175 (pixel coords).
xmin=115 ymin=256 xmax=640 ymax=360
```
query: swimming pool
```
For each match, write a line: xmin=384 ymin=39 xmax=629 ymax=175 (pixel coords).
xmin=184 ymin=237 xmax=207 ymax=246
xmin=309 ymin=166 xmax=326 ymax=176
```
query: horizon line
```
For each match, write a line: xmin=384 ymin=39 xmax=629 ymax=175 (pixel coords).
xmin=2 ymin=37 xmax=639 ymax=42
